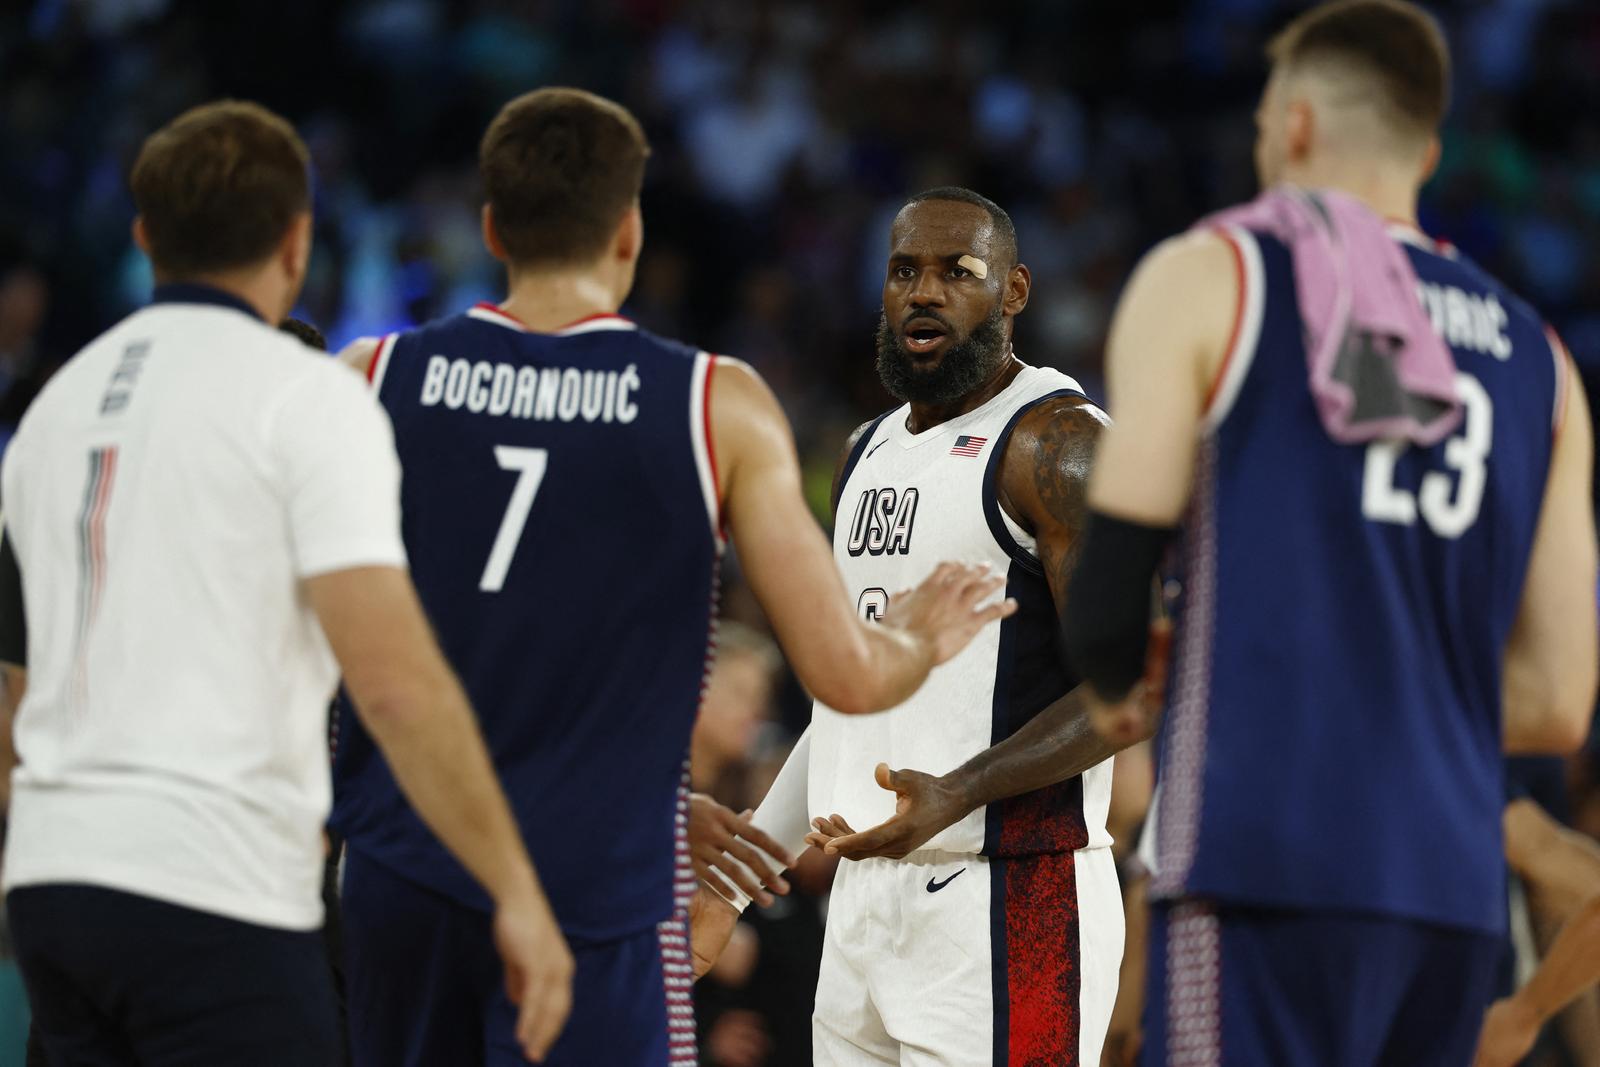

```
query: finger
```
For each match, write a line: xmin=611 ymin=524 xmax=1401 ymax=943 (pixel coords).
xmin=825 ymin=821 xmax=904 ymax=858
xmin=804 ymin=831 xmax=834 ymax=850
xmin=823 ymin=813 xmax=903 ymax=854
xmin=513 ymin=974 xmax=544 ymax=1060
xmin=811 ymin=815 xmax=839 ymax=837
xmin=528 ymin=974 xmax=573 ymax=1062
xmin=733 ymin=820 xmax=796 ymax=869
xmin=956 ymin=570 xmax=1006 ymax=601
xmin=875 ymin=762 xmax=897 ymax=792
xmin=722 ymin=839 xmax=786 ymax=902
xmin=971 ymin=597 xmax=1020 ymax=623
xmin=827 ymin=814 xmax=856 ymax=835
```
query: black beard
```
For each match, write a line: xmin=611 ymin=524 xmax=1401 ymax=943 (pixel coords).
xmin=875 ymin=305 xmax=1008 ymax=405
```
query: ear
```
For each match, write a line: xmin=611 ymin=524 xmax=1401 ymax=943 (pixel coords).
xmin=1004 ymin=263 xmax=1031 ymax=317
xmin=282 ymin=212 xmax=313 ymax=279
xmin=481 ymin=204 xmax=509 ymax=263
xmin=1286 ymin=97 xmax=1315 ymax=164
xmin=1419 ymin=135 xmax=1442 ymax=185
xmin=132 ymin=217 xmax=151 ymax=256
xmin=614 ymin=203 xmax=643 ymax=264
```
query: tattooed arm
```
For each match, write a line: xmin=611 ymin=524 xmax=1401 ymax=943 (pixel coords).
xmin=810 ymin=396 xmax=1143 ymax=860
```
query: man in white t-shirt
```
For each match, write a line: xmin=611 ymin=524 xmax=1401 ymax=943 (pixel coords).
xmin=0 ymin=100 xmax=572 ymax=1066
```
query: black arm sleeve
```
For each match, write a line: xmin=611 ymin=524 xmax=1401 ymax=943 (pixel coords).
xmin=0 ymin=522 xmax=26 ymax=667
xmin=1062 ymin=509 xmax=1173 ymax=701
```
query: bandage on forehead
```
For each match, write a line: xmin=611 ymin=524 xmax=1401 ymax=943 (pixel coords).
xmin=957 ymin=254 xmax=989 ymax=279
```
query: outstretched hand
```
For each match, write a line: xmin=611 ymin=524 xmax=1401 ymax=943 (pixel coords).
xmin=884 ymin=562 xmax=1017 ymax=666
xmin=803 ymin=762 xmax=970 ymax=861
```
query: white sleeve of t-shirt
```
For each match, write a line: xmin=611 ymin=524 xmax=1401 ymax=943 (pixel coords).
xmin=271 ymin=362 xmax=408 ymax=578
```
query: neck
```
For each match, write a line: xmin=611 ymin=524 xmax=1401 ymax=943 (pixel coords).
xmin=905 ymin=350 xmax=1024 ymax=434
xmin=499 ymin=264 xmax=622 ymax=332
xmin=169 ymin=268 xmax=285 ymax=323
xmin=1281 ymin=158 xmax=1420 ymax=225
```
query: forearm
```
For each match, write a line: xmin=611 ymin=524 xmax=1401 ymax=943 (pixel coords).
xmin=946 ymin=685 xmax=1118 ymax=811
xmin=358 ymin=672 xmax=539 ymax=906
xmin=1512 ymin=895 xmax=1600 ymax=1026
xmin=853 ymin=624 xmax=937 ymax=712
xmin=748 ymin=726 xmax=814 ymax=860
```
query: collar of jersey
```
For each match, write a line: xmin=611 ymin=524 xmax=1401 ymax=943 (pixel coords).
xmin=469 ymin=302 xmax=638 ymax=336
xmin=150 ymin=283 xmax=264 ymax=322
xmin=1385 ymin=219 xmax=1454 ymax=256
xmin=887 ymin=362 xmax=1037 ymax=449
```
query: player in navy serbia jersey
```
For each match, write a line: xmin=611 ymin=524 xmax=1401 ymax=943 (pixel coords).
xmin=1063 ymin=1 xmax=1598 ymax=1064
xmin=330 ymin=89 xmax=1013 ymax=1067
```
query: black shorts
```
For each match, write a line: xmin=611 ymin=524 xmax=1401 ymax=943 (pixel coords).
xmin=10 ymin=883 xmax=341 ymax=1067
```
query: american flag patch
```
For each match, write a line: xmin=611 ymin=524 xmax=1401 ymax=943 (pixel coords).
xmin=949 ymin=435 xmax=988 ymax=457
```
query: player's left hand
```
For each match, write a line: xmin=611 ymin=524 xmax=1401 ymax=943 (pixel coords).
xmin=687 ymin=793 xmax=792 ymax=907
xmin=803 ymin=762 xmax=970 ymax=860
xmin=688 ymin=882 xmax=741 ymax=979
xmin=1471 ymin=997 xmax=1540 ymax=1067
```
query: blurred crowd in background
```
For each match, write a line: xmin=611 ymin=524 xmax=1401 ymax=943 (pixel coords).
xmin=4 ymin=0 xmax=1600 ymax=1063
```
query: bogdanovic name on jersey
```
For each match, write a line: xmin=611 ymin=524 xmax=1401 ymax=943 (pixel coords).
xmin=419 ymin=355 xmax=642 ymax=424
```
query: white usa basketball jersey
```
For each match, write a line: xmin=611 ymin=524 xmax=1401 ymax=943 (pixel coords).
xmin=809 ymin=363 xmax=1114 ymax=857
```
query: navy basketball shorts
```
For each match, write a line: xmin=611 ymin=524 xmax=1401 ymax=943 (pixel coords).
xmin=1142 ymin=900 xmax=1501 ymax=1066
xmin=9 ymin=883 xmax=341 ymax=1067
xmin=340 ymin=846 xmax=694 ymax=1067
xmin=812 ymin=846 xmax=1124 ymax=1065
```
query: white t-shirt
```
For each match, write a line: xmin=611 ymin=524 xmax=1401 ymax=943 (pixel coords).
xmin=0 ymin=290 xmax=406 ymax=930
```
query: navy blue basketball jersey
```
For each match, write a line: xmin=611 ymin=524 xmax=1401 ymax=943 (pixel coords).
xmin=331 ymin=304 xmax=720 ymax=943
xmin=1151 ymin=223 xmax=1568 ymax=935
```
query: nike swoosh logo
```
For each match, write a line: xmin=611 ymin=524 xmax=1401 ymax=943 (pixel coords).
xmin=863 ymin=440 xmax=889 ymax=463
xmin=926 ymin=868 xmax=966 ymax=893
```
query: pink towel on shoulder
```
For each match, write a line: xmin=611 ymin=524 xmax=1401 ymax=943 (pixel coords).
xmin=1200 ymin=185 xmax=1462 ymax=446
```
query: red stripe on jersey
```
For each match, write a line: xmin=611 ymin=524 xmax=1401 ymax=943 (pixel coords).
xmin=1003 ymin=849 xmax=1081 ymax=1063
xmin=1202 ymin=226 xmax=1248 ymax=415
xmin=365 ymin=334 xmax=393 ymax=385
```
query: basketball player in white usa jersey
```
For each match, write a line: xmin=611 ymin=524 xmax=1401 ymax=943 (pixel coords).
xmin=690 ymin=188 xmax=1150 ymax=1066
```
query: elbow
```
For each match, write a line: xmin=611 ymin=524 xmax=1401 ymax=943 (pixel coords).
xmin=1506 ymin=693 xmax=1593 ymax=756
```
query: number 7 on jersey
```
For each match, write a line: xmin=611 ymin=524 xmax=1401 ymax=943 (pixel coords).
xmin=480 ymin=445 xmax=548 ymax=592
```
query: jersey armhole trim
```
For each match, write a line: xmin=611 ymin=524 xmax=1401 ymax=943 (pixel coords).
xmin=691 ymin=352 xmax=725 ymax=548
xmin=829 ymin=410 xmax=894 ymax=528
xmin=1547 ymin=326 xmax=1571 ymax=439
xmin=1200 ymin=225 xmax=1265 ymax=434
xmin=982 ymin=388 xmax=1087 ymax=576
xmin=368 ymin=333 xmax=398 ymax=393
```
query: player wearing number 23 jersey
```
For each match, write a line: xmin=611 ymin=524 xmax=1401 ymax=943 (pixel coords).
xmin=1068 ymin=6 xmax=1597 ymax=1063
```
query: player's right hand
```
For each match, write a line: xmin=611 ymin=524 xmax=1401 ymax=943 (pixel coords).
xmin=492 ymin=892 xmax=574 ymax=1062
xmin=883 ymin=562 xmax=1017 ymax=665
